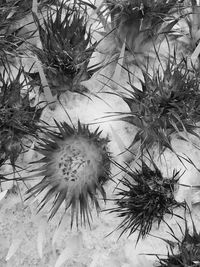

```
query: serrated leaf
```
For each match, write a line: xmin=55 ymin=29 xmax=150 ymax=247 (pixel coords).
xmin=0 ymin=190 xmax=8 ymax=202
xmin=6 ymin=238 xmax=22 ymax=261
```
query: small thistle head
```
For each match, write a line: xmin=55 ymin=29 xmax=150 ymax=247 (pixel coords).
xmin=0 ymin=0 xmax=30 ymax=27
xmin=0 ymin=63 xmax=43 ymax=166
xmin=118 ymin=60 xmax=200 ymax=154
xmin=155 ymin=210 xmax=200 ymax=266
xmin=26 ymin=120 xmax=111 ymax=228
xmin=108 ymin=157 xmax=184 ymax=243
xmin=31 ymin=1 xmax=97 ymax=96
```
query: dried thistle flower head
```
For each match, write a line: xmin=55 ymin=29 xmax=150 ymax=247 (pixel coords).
xmin=26 ymin=121 xmax=111 ymax=228
xmin=31 ymin=1 xmax=99 ymax=97
xmin=0 ymin=63 xmax=44 ymax=166
xmin=107 ymin=157 xmax=184 ymax=243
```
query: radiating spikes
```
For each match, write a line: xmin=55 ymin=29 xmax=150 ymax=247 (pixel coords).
xmin=88 ymin=188 xmax=101 ymax=214
xmin=79 ymin=193 xmax=88 ymax=227
xmin=49 ymin=191 xmax=67 ymax=220
xmin=70 ymin=195 xmax=76 ymax=229
xmin=26 ymin=180 xmax=47 ymax=195
xmin=75 ymin=198 xmax=79 ymax=229
xmin=96 ymin=182 xmax=106 ymax=201
xmin=62 ymin=121 xmax=75 ymax=135
xmin=53 ymin=120 xmax=66 ymax=138
xmin=38 ymin=186 xmax=59 ymax=212
xmin=81 ymin=190 xmax=93 ymax=228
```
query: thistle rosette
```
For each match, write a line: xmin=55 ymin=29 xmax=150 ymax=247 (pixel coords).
xmin=107 ymin=158 xmax=184 ymax=243
xmin=26 ymin=121 xmax=111 ymax=227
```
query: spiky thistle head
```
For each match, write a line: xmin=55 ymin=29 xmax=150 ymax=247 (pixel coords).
xmin=0 ymin=63 xmax=44 ymax=166
xmin=31 ymin=1 xmax=99 ymax=97
xmin=102 ymin=0 xmax=181 ymax=50
xmin=26 ymin=120 xmax=111 ymax=228
xmin=154 ymin=210 xmax=200 ymax=266
xmin=117 ymin=59 xmax=200 ymax=154
xmin=107 ymin=157 xmax=184 ymax=243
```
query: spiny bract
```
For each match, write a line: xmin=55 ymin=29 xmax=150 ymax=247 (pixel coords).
xmin=26 ymin=120 xmax=111 ymax=227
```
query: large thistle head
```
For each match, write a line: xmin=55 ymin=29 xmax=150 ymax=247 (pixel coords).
xmin=107 ymin=157 xmax=184 ymax=243
xmin=117 ymin=60 xmax=200 ymax=154
xmin=31 ymin=1 xmax=98 ymax=97
xmin=0 ymin=63 xmax=44 ymax=166
xmin=154 ymin=210 xmax=200 ymax=266
xmin=26 ymin=120 xmax=111 ymax=227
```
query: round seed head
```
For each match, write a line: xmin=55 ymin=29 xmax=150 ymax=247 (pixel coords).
xmin=26 ymin=121 xmax=111 ymax=228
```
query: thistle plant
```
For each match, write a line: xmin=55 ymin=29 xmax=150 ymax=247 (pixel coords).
xmin=114 ymin=59 xmax=200 ymax=154
xmin=0 ymin=63 xmax=44 ymax=167
xmin=153 ymin=210 xmax=200 ymax=266
xmin=26 ymin=121 xmax=111 ymax=227
xmin=31 ymin=1 xmax=99 ymax=97
xmin=107 ymin=157 xmax=184 ymax=243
